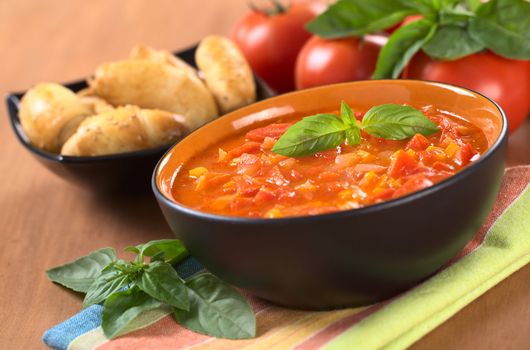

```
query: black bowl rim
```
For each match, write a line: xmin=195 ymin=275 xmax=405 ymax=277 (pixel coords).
xmin=152 ymin=79 xmax=508 ymax=225
xmin=5 ymin=45 xmax=273 ymax=165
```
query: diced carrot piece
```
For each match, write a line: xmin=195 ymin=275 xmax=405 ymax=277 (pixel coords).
xmin=406 ymin=134 xmax=430 ymax=151
xmin=356 ymin=150 xmax=376 ymax=163
xmin=359 ymin=171 xmax=379 ymax=191
xmin=387 ymin=150 xmax=419 ymax=177
xmin=189 ymin=167 xmax=208 ymax=178
xmin=245 ymin=123 xmax=292 ymax=142
xmin=444 ymin=142 xmax=460 ymax=158
xmin=372 ymin=188 xmax=395 ymax=201
xmin=194 ymin=173 xmax=231 ymax=191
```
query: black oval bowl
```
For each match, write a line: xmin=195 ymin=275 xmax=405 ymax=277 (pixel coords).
xmin=153 ymin=80 xmax=507 ymax=310
xmin=5 ymin=46 xmax=274 ymax=192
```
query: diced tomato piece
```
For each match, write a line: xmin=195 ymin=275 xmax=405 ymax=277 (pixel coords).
xmin=254 ymin=188 xmax=277 ymax=205
xmin=318 ymin=171 xmax=340 ymax=182
xmin=229 ymin=197 xmax=254 ymax=211
xmin=245 ymin=123 xmax=292 ymax=142
xmin=406 ymin=134 xmax=430 ymax=151
xmin=392 ymin=173 xmax=433 ymax=198
xmin=454 ymin=143 xmax=475 ymax=166
xmin=194 ymin=173 xmax=231 ymax=192
xmin=236 ymin=153 xmax=262 ymax=176
xmin=432 ymin=161 xmax=455 ymax=172
xmin=387 ymin=150 xmax=419 ymax=178
xmin=228 ymin=142 xmax=261 ymax=159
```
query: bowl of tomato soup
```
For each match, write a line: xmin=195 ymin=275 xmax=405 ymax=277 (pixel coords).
xmin=153 ymin=80 xmax=507 ymax=309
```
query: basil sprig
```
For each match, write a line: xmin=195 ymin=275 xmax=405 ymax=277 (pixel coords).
xmin=307 ymin=0 xmax=530 ymax=78
xmin=46 ymin=239 xmax=256 ymax=340
xmin=272 ymin=102 xmax=438 ymax=157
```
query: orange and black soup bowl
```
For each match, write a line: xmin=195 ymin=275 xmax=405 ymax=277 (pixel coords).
xmin=153 ymin=80 xmax=507 ymax=309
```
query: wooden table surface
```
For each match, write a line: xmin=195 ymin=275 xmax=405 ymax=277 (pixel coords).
xmin=0 ymin=1 xmax=528 ymax=349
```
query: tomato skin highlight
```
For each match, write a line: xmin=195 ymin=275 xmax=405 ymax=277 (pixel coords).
xmin=231 ymin=1 xmax=322 ymax=93
xmin=404 ymin=51 xmax=530 ymax=134
xmin=295 ymin=35 xmax=385 ymax=90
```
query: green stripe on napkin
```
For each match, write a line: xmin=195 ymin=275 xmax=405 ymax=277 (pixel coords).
xmin=325 ymin=184 xmax=530 ymax=350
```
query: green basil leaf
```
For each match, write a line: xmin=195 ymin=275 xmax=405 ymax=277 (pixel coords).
xmin=174 ymin=274 xmax=256 ymax=339
xmin=306 ymin=0 xmax=416 ymax=39
xmin=422 ymin=25 xmax=485 ymax=60
xmin=83 ymin=261 xmax=130 ymax=308
xmin=373 ymin=19 xmax=437 ymax=79
xmin=127 ymin=239 xmax=188 ymax=264
xmin=271 ymin=114 xmax=346 ymax=157
xmin=102 ymin=288 xmax=162 ymax=339
xmin=361 ymin=104 xmax=439 ymax=139
xmin=464 ymin=0 xmax=482 ymax=12
xmin=46 ymin=248 xmax=116 ymax=293
xmin=340 ymin=100 xmax=356 ymax=126
xmin=345 ymin=127 xmax=361 ymax=146
xmin=136 ymin=261 xmax=189 ymax=311
xmin=469 ymin=0 xmax=530 ymax=59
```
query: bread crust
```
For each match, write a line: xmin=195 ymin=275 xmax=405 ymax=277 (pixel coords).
xmin=61 ymin=106 xmax=188 ymax=156
xmin=196 ymin=35 xmax=256 ymax=114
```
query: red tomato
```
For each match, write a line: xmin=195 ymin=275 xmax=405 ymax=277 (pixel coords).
xmin=295 ymin=34 xmax=385 ymax=90
xmin=231 ymin=0 xmax=323 ymax=93
xmin=404 ymin=51 xmax=530 ymax=133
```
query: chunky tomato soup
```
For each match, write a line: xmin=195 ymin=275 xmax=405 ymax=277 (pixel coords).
xmin=172 ymin=105 xmax=487 ymax=218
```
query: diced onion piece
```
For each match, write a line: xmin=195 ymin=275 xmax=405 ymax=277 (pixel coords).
xmin=261 ymin=137 xmax=276 ymax=150
xmin=218 ymin=148 xmax=228 ymax=162
xmin=189 ymin=167 xmax=208 ymax=179
xmin=353 ymin=164 xmax=387 ymax=173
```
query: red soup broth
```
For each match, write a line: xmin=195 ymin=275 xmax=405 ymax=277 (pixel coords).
xmin=171 ymin=105 xmax=487 ymax=218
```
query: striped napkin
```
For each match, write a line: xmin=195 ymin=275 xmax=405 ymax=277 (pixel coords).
xmin=43 ymin=166 xmax=530 ymax=350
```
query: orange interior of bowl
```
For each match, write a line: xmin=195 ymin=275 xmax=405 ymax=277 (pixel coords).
xmin=156 ymin=80 xmax=505 ymax=202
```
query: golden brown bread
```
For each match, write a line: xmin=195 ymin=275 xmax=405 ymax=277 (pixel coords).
xmin=129 ymin=44 xmax=197 ymax=75
xmin=195 ymin=35 xmax=256 ymax=114
xmin=19 ymin=83 xmax=92 ymax=152
xmin=88 ymin=57 xmax=218 ymax=130
xmin=61 ymin=106 xmax=189 ymax=156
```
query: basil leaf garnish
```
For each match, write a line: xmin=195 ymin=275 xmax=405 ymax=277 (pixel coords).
xmin=46 ymin=248 xmax=116 ymax=293
xmin=361 ymin=104 xmax=439 ymax=139
xmin=136 ymin=261 xmax=189 ymax=311
xmin=83 ymin=261 xmax=131 ymax=308
xmin=126 ymin=239 xmax=188 ymax=264
xmin=271 ymin=114 xmax=348 ymax=157
xmin=469 ymin=0 xmax=530 ymax=59
xmin=174 ymin=274 xmax=256 ymax=339
xmin=272 ymin=102 xmax=438 ymax=157
xmin=102 ymin=288 xmax=162 ymax=339
xmin=373 ymin=18 xmax=437 ymax=79
xmin=306 ymin=0 xmax=416 ymax=39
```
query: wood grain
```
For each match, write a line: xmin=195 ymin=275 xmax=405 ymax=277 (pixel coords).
xmin=0 ymin=1 xmax=528 ymax=349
